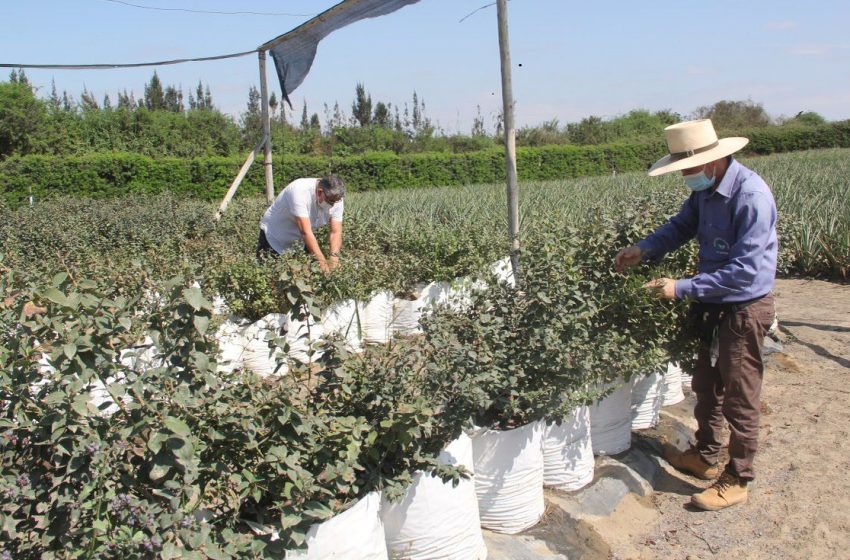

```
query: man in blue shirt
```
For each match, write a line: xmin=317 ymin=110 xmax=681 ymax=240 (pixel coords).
xmin=615 ymin=119 xmax=777 ymax=511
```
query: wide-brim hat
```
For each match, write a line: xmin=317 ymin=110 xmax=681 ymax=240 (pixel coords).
xmin=648 ymin=119 xmax=749 ymax=177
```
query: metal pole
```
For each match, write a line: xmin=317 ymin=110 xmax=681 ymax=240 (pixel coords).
xmin=497 ymin=0 xmax=520 ymax=278
xmin=259 ymin=50 xmax=275 ymax=204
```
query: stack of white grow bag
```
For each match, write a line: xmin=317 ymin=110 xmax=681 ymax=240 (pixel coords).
xmin=630 ymin=369 xmax=664 ymax=429
xmin=381 ymin=433 xmax=487 ymax=560
xmin=320 ymin=299 xmax=363 ymax=353
xmin=471 ymin=422 xmax=545 ymax=534
xmin=542 ymin=406 xmax=595 ymax=491
xmin=235 ymin=314 xmax=288 ymax=377
xmin=361 ymin=290 xmax=394 ymax=344
xmin=285 ymin=311 xmax=324 ymax=364
xmin=489 ymin=256 xmax=516 ymax=287
xmin=661 ymin=362 xmax=686 ymax=406
xmin=589 ymin=380 xmax=632 ymax=455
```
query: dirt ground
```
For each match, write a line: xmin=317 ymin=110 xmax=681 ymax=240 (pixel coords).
xmin=607 ymin=278 xmax=850 ymax=560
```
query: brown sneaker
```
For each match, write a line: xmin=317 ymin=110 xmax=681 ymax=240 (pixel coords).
xmin=664 ymin=447 xmax=720 ymax=480
xmin=691 ymin=472 xmax=748 ymax=511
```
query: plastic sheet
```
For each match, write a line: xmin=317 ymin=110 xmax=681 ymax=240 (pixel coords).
xmin=589 ymin=380 xmax=632 ymax=455
xmin=471 ymin=422 xmax=545 ymax=534
xmin=542 ymin=406 xmax=594 ymax=491
xmin=381 ymin=433 xmax=487 ymax=560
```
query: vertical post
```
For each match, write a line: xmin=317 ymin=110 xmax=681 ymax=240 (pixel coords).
xmin=258 ymin=50 xmax=275 ymax=204
xmin=497 ymin=0 xmax=520 ymax=278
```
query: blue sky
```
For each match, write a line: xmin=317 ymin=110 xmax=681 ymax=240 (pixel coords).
xmin=2 ymin=0 xmax=848 ymax=134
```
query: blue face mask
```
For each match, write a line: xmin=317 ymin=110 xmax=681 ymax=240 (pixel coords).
xmin=683 ymin=168 xmax=716 ymax=192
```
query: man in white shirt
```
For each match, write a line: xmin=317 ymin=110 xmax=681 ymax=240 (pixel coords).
xmin=257 ymin=175 xmax=345 ymax=272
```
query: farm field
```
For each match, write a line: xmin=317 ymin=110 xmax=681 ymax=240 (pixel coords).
xmin=0 ymin=148 xmax=848 ymax=558
xmin=2 ymin=148 xmax=848 ymax=291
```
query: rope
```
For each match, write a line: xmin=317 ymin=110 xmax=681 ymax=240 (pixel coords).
xmin=0 ymin=49 xmax=257 ymax=70
xmin=100 ymin=0 xmax=312 ymax=17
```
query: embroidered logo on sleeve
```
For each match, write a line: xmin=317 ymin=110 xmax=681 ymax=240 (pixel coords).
xmin=713 ymin=238 xmax=731 ymax=254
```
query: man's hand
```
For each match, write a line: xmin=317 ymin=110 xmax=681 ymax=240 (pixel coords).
xmin=644 ymin=278 xmax=677 ymax=300
xmin=328 ymin=255 xmax=340 ymax=272
xmin=614 ymin=245 xmax=642 ymax=272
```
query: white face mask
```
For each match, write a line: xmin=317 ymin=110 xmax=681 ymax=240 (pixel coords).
xmin=318 ymin=199 xmax=331 ymax=210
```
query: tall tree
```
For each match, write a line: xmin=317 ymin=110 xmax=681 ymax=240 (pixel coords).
xmin=80 ymin=87 xmax=99 ymax=111
xmin=471 ymin=105 xmax=486 ymax=137
xmin=117 ymin=90 xmax=136 ymax=110
xmin=332 ymin=101 xmax=345 ymax=129
xmin=163 ymin=85 xmax=184 ymax=113
xmin=412 ymin=91 xmax=421 ymax=131
xmin=393 ymin=105 xmax=403 ymax=132
xmin=241 ymin=85 xmax=263 ymax=146
xmin=9 ymin=69 xmax=29 ymax=86
xmin=193 ymin=81 xmax=204 ymax=109
xmin=144 ymin=72 xmax=165 ymax=111
xmin=372 ymin=101 xmax=390 ymax=127
xmin=0 ymin=80 xmax=49 ymax=157
xmin=61 ymin=91 xmax=75 ymax=113
xmin=300 ymin=100 xmax=310 ymax=130
xmin=48 ymin=79 xmax=62 ymax=112
xmin=269 ymin=91 xmax=279 ymax=121
xmin=351 ymin=82 xmax=372 ymax=127
xmin=692 ymin=99 xmax=771 ymax=130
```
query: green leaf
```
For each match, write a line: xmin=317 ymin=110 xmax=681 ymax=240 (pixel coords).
xmin=43 ymin=288 xmax=69 ymax=307
xmin=164 ymin=416 xmax=191 ymax=437
xmin=160 ymin=543 xmax=182 ymax=560
xmin=63 ymin=343 xmax=77 ymax=360
xmin=193 ymin=314 xmax=210 ymax=335
xmin=302 ymin=501 xmax=333 ymax=520
xmin=51 ymin=272 xmax=69 ymax=286
xmin=148 ymin=431 xmax=166 ymax=454
xmin=150 ymin=458 xmax=171 ymax=481
xmin=71 ymin=397 xmax=89 ymax=417
xmin=183 ymin=288 xmax=208 ymax=311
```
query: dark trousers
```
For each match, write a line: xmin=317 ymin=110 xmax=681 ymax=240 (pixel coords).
xmin=692 ymin=293 xmax=775 ymax=481
xmin=256 ymin=230 xmax=279 ymax=262
xmin=256 ymin=230 xmax=310 ymax=262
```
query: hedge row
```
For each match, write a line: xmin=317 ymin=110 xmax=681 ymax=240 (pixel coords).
xmin=2 ymin=122 xmax=848 ymax=207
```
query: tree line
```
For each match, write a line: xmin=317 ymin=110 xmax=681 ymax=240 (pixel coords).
xmin=0 ymin=69 xmax=833 ymax=161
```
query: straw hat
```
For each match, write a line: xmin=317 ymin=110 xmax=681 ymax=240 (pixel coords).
xmin=648 ymin=119 xmax=749 ymax=176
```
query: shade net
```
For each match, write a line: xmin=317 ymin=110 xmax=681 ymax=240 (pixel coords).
xmin=265 ymin=0 xmax=420 ymax=106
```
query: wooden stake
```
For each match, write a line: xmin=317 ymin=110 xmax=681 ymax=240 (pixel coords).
xmin=259 ymin=50 xmax=275 ymax=204
xmin=497 ymin=0 xmax=520 ymax=278
xmin=214 ymin=137 xmax=267 ymax=221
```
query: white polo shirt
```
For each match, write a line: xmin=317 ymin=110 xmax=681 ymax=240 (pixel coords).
xmin=259 ymin=178 xmax=344 ymax=253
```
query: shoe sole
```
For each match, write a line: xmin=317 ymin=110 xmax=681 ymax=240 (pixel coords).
xmin=690 ymin=496 xmax=748 ymax=511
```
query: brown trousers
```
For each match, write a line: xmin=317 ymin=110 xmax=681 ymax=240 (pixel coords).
xmin=692 ymin=293 xmax=775 ymax=481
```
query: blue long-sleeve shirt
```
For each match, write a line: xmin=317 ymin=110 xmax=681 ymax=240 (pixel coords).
xmin=636 ymin=159 xmax=778 ymax=304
